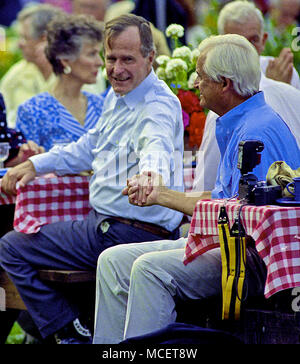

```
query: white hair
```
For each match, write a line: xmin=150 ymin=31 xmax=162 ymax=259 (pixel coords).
xmin=17 ymin=3 xmax=63 ymax=39
xmin=218 ymin=1 xmax=265 ymax=35
xmin=198 ymin=34 xmax=261 ymax=97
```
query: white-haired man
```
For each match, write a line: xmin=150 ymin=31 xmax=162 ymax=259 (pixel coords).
xmin=195 ymin=0 xmax=300 ymax=191
xmin=93 ymin=33 xmax=300 ymax=344
xmin=217 ymin=0 xmax=300 ymax=88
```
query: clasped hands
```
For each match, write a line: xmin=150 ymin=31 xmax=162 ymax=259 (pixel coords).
xmin=122 ymin=171 xmax=165 ymax=207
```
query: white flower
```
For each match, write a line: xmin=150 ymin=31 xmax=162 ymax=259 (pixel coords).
xmin=156 ymin=66 xmax=166 ymax=79
xmin=191 ymin=48 xmax=200 ymax=62
xmin=165 ymin=58 xmax=188 ymax=78
xmin=165 ymin=24 xmax=184 ymax=38
xmin=156 ymin=55 xmax=170 ymax=66
xmin=188 ymin=72 xmax=198 ymax=89
xmin=172 ymin=46 xmax=192 ymax=61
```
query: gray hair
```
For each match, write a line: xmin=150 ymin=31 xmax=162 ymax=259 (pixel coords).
xmin=218 ymin=1 xmax=265 ymax=36
xmin=45 ymin=14 xmax=103 ymax=75
xmin=104 ymin=14 xmax=155 ymax=57
xmin=198 ymin=34 xmax=261 ymax=97
xmin=17 ymin=3 xmax=63 ymax=39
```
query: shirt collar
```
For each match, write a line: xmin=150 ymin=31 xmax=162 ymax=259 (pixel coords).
xmin=113 ymin=69 xmax=156 ymax=110
xmin=216 ymin=91 xmax=266 ymax=131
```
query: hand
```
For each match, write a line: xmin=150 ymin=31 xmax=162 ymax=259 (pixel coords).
xmin=122 ymin=171 xmax=165 ymax=206
xmin=5 ymin=141 xmax=45 ymax=167
xmin=266 ymin=48 xmax=294 ymax=84
xmin=1 ymin=160 xmax=37 ymax=195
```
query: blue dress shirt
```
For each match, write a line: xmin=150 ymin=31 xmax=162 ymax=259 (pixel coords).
xmin=212 ymin=91 xmax=300 ymax=199
xmin=30 ymin=70 xmax=184 ymax=231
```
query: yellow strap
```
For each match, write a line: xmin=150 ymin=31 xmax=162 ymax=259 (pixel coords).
xmin=218 ymin=217 xmax=247 ymax=320
xmin=222 ymin=236 xmax=237 ymax=320
xmin=223 ymin=275 xmax=235 ymax=320
xmin=234 ymin=237 xmax=246 ymax=319
xmin=218 ymin=223 xmax=230 ymax=313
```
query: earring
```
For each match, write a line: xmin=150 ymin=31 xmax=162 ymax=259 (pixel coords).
xmin=63 ymin=65 xmax=72 ymax=75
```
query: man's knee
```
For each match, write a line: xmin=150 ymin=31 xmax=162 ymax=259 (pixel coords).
xmin=97 ymin=245 xmax=130 ymax=278
xmin=130 ymin=253 xmax=156 ymax=280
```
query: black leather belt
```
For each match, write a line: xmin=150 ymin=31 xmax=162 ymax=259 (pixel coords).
xmin=111 ymin=216 xmax=172 ymax=238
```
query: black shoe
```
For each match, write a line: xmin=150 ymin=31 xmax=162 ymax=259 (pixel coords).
xmin=54 ymin=318 xmax=92 ymax=344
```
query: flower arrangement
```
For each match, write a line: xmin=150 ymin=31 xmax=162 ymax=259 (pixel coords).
xmin=156 ymin=24 xmax=206 ymax=149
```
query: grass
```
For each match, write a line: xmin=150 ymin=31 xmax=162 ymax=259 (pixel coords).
xmin=5 ymin=322 xmax=25 ymax=344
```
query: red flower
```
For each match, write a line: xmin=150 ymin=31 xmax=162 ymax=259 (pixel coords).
xmin=188 ymin=111 xmax=206 ymax=148
xmin=177 ymin=89 xmax=203 ymax=114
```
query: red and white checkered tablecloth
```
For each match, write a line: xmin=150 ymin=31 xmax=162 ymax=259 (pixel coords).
xmin=0 ymin=167 xmax=194 ymax=235
xmin=184 ymin=199 xmax=300 ymax=298
xmin=0 ymin=175 xmax=91 ymax=234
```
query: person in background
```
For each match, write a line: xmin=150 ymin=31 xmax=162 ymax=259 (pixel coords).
xmin=71 ymin=0 xmax=110 ymax=21
xmin=0 ymin=4 xmax=62 ymax=128
xmin=0 ymin=93 xmax=44 ymax=168
xmin=0 ymin=14 xmax=183 ymax=344
xmin=217 ymin=0 xmax=300 ymax=89
xmin=268 ymin=0 xmax=300 ymax=31
xmin=41 ymin=0 xmax=72 ymax=13
xmin=15 ymin=14 xmax=105 ymax=151
xmin=92 ymin=33 xmax=300 ymax=344
xmin=195 ymin=0 xmax=300 ymax=192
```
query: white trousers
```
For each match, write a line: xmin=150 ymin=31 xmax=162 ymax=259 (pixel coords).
xmin=93 ymin=238 xmax=222 ymax=344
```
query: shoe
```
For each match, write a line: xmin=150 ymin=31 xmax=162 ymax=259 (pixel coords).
xmin=54 ymin=318 xmax=92 ymax=344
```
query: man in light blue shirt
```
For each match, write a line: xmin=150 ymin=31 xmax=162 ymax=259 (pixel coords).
xmin=0 ymin=14 xmax=184 ymax=344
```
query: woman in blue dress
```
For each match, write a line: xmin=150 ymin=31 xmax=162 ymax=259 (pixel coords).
xmin=16 ymin=13 xmax=106 ymax=151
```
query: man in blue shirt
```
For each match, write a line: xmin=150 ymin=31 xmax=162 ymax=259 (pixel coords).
xmin=92 ymin=34 xmax=300 ymax=344
xmin=0 ymin=14 xmax=184 ymax=344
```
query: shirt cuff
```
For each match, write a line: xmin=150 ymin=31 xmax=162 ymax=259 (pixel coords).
xmin=29 ymin=152 xmax=58 ymax=175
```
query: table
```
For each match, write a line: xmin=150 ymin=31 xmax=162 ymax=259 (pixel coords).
xmin=0 ymin=167 xmax=195 ymax=234
xmin=0 ymin=175 xmax=91 ymax=234
xmin=184 ymin=199 xmax=300 ymax=298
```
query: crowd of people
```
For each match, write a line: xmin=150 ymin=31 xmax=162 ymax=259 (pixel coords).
xmin=0 ymin=0 xmax=299 ymax=345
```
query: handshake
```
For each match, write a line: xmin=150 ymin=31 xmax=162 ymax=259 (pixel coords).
xmin=122 ymin=171 xmax=166 ymax=207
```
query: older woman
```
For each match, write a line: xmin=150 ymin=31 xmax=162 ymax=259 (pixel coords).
xmin=15 ymin=14 xmax=105 ymax=151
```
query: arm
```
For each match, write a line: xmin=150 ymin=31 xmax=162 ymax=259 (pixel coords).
xmin=2 ymin=127 xmax=98 ymax=195
xmin=134 ymin=98 xmax=184 ymax=186
xmin=30 ymin=127 xmax=97 ymax=176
